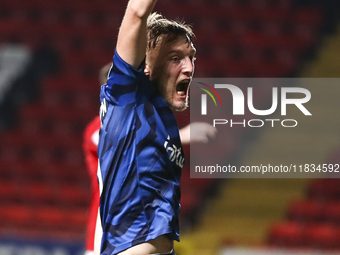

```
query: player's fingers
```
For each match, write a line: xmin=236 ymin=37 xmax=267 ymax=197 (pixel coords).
xmin=199 ymin=135 xmax=209 ymax=143
xmin=205 ymin=126 xmax=217 ymax=139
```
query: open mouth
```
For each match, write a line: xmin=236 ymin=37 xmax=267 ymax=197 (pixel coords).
xmin=176 ymin=80 xmax=190 ymax=96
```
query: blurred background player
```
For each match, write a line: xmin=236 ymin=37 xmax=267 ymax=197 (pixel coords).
xmin=83 ymin=62 xmax=111 ymax=255
xmin=83 ymin=115 xmax=100 ymax=255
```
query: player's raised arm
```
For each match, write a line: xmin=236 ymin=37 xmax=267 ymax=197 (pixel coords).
xmin=116 ymin=0 xmax=158 ymax=68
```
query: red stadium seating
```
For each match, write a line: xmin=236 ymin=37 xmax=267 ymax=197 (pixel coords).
xmin=0 ymin=0 xmax=327 ymax=243
xmin=268 ymin=179 xmax=340 ymax=251
xmin=322 ymin=201 xmax=340 ymax=225
xmin=0 ymin=205 xmax=35 ymax=228
xmin=304 ymin=224 xmax=340 ymax=250
xmin=267 ymin=221 xmax=305 ymax=248
xmin=287 ymin=199 xmax=324 ymax=223
xmin=308 ymin=179 xmax=340 ymax=200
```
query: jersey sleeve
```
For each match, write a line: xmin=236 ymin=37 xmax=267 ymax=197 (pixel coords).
xmin=101 ymin=50 xmax=145 ymax=107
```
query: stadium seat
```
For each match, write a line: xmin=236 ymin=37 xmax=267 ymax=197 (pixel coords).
xmin=267 ymin=221 xmax=305 ymax=248
xmin=294 ymin=8 xmax=323 ymax=27
xmin=36 ymin=206 xmax=87 ymax=232
xmin=304 ymin=224 xmax=340 ymax=250
xmin=67 ymin=208 xmax=88 ymax=231
xmin=22 ymin=182 xmax=56 ymax=205
xmin=1 ymin=205 xmax=35 ymax=228
xmin=37 ymin=207 xmax=67 ymax=229
xmin=308 ymin=179 xmax=340 ymax=200
xmin=322 ymin=202 xmax=340 ymax=225
xmin=57 ymin=185 xmax=91 ymax=207
xmin=287 ymin=199 xmax=324 ymax=223
xmin=0 ymin=182 xmax=21 ymax=204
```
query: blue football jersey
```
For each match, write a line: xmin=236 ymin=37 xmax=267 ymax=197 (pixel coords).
xmin=97 ymin=50 xmax=184 ymax=255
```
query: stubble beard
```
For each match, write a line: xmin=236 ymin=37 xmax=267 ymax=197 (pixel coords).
xmin=170 ymin=96 xmax=189 ymax=112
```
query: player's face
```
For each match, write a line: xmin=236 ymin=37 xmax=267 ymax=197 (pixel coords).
xmin=145 ymin=35 xmax=196 ymax=111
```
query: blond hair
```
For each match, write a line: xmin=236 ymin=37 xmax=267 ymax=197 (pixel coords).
xmin=147 ymin=12 xmax=194 ymax=50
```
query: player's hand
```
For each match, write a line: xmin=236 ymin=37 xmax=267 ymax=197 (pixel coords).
xmin=179 ymin=122 xmax=217 ymax=144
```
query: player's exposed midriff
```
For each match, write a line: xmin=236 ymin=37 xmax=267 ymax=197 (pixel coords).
xmin=117 ymin=234 xmax=173 ymax=255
